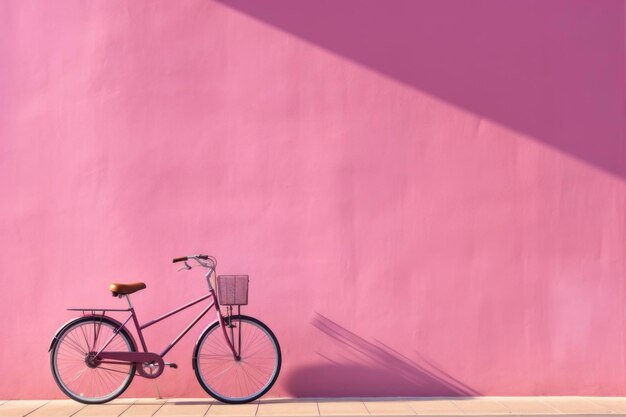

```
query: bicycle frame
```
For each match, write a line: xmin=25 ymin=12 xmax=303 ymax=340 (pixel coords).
xmin=67 ymin=268 xmax=239 ymax=377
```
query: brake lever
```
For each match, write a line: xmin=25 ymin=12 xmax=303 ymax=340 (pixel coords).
xmin=177 ymin=261 xmax=192 ymax=272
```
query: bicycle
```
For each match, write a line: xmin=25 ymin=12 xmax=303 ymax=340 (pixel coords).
xmin=49 ymin=254 xmax=281 ymax=404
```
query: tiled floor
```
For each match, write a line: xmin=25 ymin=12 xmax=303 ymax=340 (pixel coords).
xmin=2 ymin=397 xmax=626 ymax=417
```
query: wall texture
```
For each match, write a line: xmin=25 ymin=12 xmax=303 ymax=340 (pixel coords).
xmin=0 ymin=0 xmax=625 ymax=399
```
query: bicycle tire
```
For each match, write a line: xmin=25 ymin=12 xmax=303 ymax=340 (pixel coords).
xmin=193 ymin=315 xmax=281 ymax=404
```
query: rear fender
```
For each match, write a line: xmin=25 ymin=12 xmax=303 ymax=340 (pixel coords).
xmin=48 ymin=315 xmax=137 ymax=352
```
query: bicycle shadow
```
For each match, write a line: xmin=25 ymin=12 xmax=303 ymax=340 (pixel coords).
xmin=284 ymin=313 xmax=478 ymax=397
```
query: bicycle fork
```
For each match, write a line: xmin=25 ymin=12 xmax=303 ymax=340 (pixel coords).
xmin=217 ymin=306 xmax=241 ymax=360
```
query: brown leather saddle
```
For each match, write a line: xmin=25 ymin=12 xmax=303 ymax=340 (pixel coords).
xmin=109 ymin=282 xmax=146 ymax=297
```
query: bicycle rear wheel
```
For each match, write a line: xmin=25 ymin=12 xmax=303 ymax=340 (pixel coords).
xmin=50 ymin=316 xmax=136 ymax=404
xmin=193 ymin=315 xmax=281 ymax=403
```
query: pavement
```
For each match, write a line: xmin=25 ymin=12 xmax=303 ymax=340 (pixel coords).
xmin=3 ymin=397 xmax=626 ymax=417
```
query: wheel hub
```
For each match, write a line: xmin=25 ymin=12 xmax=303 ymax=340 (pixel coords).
xmin=84 ymin=352 xmax=101 ymax=368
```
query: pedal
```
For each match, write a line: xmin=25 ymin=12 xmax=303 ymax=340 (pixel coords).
xmin=165 ymin=362 xmax=178 ymax=369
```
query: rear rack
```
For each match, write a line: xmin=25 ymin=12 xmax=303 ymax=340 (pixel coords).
xmin=67 ymin=308 xmax=131 ymax=312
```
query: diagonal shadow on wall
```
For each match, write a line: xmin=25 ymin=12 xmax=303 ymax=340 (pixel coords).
xmin=284 ymin=313 xmax=478 ymax=397
xmin=217 ymin=0 xmax=625 ymax=180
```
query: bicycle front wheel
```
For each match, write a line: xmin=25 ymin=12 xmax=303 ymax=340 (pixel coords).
xmin=193 ymin=315 xmax=281 ymax=403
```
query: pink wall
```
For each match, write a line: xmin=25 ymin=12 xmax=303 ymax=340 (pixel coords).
xmin=0 ymin=0 xmax=625 ymax=399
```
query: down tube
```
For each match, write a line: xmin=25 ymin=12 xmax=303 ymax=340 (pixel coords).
xmin=160 ymin=300 xmax=214 ymax=357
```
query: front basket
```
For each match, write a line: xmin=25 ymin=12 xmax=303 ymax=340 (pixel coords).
xmin=217 ymin=275 xmax=249 ymax=305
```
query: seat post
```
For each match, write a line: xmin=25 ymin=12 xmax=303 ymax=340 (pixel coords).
xmin=125 ymin=294 xmax=133 ymax=309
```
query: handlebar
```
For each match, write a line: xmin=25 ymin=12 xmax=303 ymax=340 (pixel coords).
xmin=172 ymin=254 xmax=216 ymax=273
xmin=173 ymin=254 xmax=209 ymax=263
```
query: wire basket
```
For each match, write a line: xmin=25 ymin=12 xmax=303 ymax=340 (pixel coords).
xmin=217 ymin=275 xmax=249 ymax=305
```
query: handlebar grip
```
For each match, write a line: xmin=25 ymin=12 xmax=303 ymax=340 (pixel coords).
xmin=197 ymin=254 xmax=209 ymax=260
xmin=172 ymin=256 xmax=188 ymax=263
